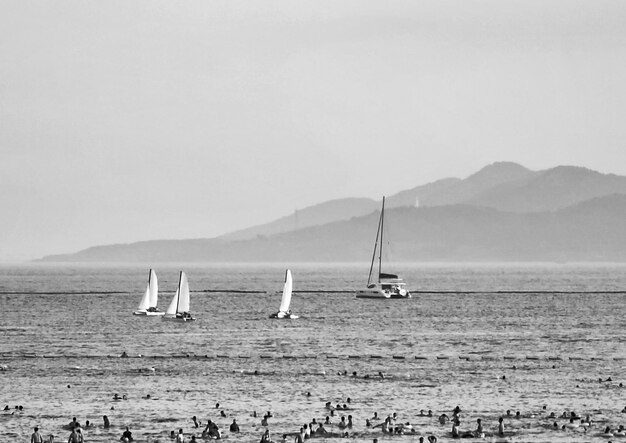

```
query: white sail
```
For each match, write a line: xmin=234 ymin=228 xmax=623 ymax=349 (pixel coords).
xmin=278 ymin=269 xmax=293 ymax=313
xmin=148 ymin=269 xmax=159 ymax=308
xmin=165 ymin=288 xmax=179 ymax=316
xmin=177 ymin=271 xmax=191 ymax=313
xmin=137 ymin=286 xmax=150 ymax=311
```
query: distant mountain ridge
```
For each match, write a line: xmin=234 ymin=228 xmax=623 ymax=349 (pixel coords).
xmin=40 ymin=162 xmax=626 ymax=262
xmin=220 ymin=162 xmax=626 ymax=241
xmin=41 ymin=194 xmax=626 ymax=262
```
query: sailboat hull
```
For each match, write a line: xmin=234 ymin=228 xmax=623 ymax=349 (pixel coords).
xmin=162 ymin=315 xmax=195 ymax=322
xmin=133 ymin=310 xmax=165 ymax=316
xmin=269 ymin=311 xmax=299 ymax=319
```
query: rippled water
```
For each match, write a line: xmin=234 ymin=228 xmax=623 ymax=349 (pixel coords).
xmin=1 ymin=263 xmax=625 ymax=443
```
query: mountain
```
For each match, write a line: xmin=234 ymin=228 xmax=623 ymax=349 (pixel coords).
xmin=392 ymin=161 xmax=536 ymax=208
xmin=466 ymin=166 xmax=626 ymax=212
xmin=220 ymin=197 xmax=380 ymax=241
xmin=40 ymin=194 xmax=626 ymax=262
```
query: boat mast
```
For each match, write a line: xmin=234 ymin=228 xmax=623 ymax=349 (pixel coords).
xmin=378 ymin=196 xmax=385 ymax=283
xmin=367 ymin=197 xmax=384 ymax=287
xmin=175 ymin=271 xmax=182 ymax=314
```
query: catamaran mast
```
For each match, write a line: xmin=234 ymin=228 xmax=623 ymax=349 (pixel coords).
xmin=367 ymin=197 xmax=384 ymax=287
xmin=378 ymin=196 xmax=385 ymax=283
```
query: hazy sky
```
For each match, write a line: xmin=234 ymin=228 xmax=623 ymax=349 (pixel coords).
xmin=1 ymin=0 xmax=626 ymax=260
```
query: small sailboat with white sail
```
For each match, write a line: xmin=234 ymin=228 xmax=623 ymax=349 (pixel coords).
xmin=133 ymin=269 xmax=164 ymax=316
xmin=269 ymin=269 xmax=299 ymax=319
xmin=356 ymin=197 xmax=411 ymax=299
xmin=162 ymin=271 xmax=195 ymax=322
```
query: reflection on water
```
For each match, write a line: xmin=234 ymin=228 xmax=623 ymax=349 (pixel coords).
xmin=1 ymin=263 xmax=625 ymax=442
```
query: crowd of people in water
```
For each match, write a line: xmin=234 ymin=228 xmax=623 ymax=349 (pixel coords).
xmin=8 ymin=395 xmax=626 ymax=443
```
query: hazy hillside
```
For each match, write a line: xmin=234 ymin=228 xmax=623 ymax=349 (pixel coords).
xmin=41 ymin=194 xmax=626 ymax=262
xmin=219 ymin=162 xmax=626 ymax=242
xmin=402 ymin=161 xmax=536 ymax=207
xmin=221 ymin=197 xmax=379 ymax=241
xmin=467 ymin=166 xmax=626 ymax=212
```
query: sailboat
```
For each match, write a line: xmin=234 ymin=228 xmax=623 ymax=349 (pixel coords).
xmin=162 ymin=271 xmax=195 ymax=322
xmin=356 ymin=197 xmax=411 ymax=299
xmin=269 ymin=269 xmax=299 ymax=319
xmin=133 ymin=269 xmax=164 ymax=316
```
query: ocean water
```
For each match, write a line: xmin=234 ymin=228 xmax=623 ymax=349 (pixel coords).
xmin=1 ymin=263 xmax=625 ymax=443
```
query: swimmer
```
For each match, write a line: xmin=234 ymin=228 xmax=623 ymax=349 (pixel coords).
xmin=175 ymin=429 xmax=184 ymax=443
xmin=259 ymin=429 xmax=272 ymax=443
xmin=261 ymin=416 xmax=268 ymax=427
xmin=294 ymin=427 xmax=305 ymax=443
xmin=192 ymin=416 xmax=199 ymax=428
xmin=103 ymin=416 xmax=110 ymax=428
xmin=324 ymin=416 xmax=331 ymax=425
xmin=220 ymin=410 xmax=226 ymax=418
xmin=498 ymin=417 xmax=505 ymax=437
xmin=428 ymin=410 xmax=433 ymax=417
xmin=347 ymin=415 xmax=353 ymax=428
xmin=84 ymin=421 xmax=91 ymax=428
xmin=68 ymin=417 xmax=80 ymax=430
xmin=451 ymin=420 xmax=459 ymax=438
xmin=438 ymin=414 xmax=449 ymax=425
xmin=31 ymin=427 xmax=44 ymax=443
xmin=230 ymin=419 xmax=239 ymax=432
xmin=120 ymin=426 xmax=134 ymax=442
xmin=67 ymin=428 xmax=79 ymax=443
xmin=475 ymin=418 xmax=484 ymax=437
xmin=427 ymin=436 xmax=438 ymax=443
xmin=338 ymin=416 xmax=347 ymax=429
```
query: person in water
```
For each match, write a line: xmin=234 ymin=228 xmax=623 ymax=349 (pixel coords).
xmin=121 ymin=426 xmax=133 ymax=442
xmin=475 ymin=418 xmax=484 ymax=437
xmin=259 ymin=429 xmax=272 ymax=443
xmin=498 ymin=417 xmax=505 ymax=436
xmin=230 ymin=419 xmax=239 ymax=432
xmin=67 ymin=428 xmax=80 ymax=443
xmin=451 ymin=420 xmax=460 ymax=438
xmin=31 ymin=427 xmax=44 ymax=443
xmin=175 ymin=429 xmax=185 ymax=443
xmin=68 ymin=417 xmax=80 ymax=430
xmin=103 ymin=416 xmax=110 ymax=428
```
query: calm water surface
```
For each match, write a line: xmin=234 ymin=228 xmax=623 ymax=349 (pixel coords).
xmin=1 ymin=263 xmax=625 ymax=442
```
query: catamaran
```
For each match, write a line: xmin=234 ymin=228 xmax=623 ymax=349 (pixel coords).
xmin=133 ymin=269 xmax=164 ymax=316
xmin=270 ymin=269 xmax=298 ymax=319
xmin=356 ymin=197 xmax=411 ymax=299
xmin=162 ymin=271 xmax=195 ymax=322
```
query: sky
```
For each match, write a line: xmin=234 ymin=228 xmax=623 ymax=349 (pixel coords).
xmin=1 ymin=0 xmax=626 ymax=260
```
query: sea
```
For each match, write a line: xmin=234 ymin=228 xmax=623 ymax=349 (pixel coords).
xmin=1 ymin=262 xmax=625 ymax=443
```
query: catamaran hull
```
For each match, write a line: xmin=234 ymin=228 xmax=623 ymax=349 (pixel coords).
xmin=355 ymin=290 xmax=411 ymax=299
xmin=162 ymin=316 xmax=195 ymax=322
xmin=269 ymin=312 xmax=299 ymax=319
xmin=133 ymin=310 xmax=165 ymax=316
